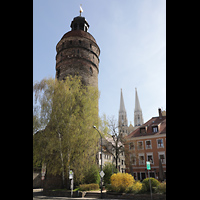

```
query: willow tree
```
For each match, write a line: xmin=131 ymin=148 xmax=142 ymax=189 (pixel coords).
xmin=33 ymin=76 xmax=99 ymax=185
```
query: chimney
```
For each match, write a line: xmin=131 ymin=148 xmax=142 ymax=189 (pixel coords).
xmin=158 ymin=108 xmax=162 ymax=119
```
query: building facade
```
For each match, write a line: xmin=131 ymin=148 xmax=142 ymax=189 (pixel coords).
xmin=124 ymin=108 xmax=166 ymax=181
xmin=97 ymin=136 xmax=126 ymax=173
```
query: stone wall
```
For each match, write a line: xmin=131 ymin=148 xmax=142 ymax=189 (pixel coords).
xmin=55 ymin=31 xmax=100 ymax=88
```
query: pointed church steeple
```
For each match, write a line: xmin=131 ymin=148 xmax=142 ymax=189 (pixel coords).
xmin=134 ymin=88 xmax=144 ymax=127
xmin=118 ymin=89 xmax=128 ymax=136
xmin=119 ymin=89 xmax=126 ymax=114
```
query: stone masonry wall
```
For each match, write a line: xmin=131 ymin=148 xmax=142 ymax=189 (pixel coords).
xmin=55 ymin=34 xmax=100 ymax=87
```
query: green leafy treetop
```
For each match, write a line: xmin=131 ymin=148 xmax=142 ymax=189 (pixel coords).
xmin=33 ymin=76 xmax=100 ymax=185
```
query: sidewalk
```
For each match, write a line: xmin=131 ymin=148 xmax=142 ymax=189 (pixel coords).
xmin=33 ymin=188 xmax=43 ymax=192
xmin=33 ymin=189 xmax=122 ymax=200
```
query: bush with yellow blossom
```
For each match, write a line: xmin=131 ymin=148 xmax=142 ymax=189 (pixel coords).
xmin=110 ymin=173 xmax=135 ymax=193
xmin=131 ymin=181 xmax=143 ymax=193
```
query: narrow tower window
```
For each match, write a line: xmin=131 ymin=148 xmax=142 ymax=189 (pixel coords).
xmin=90 ymin=67 xmax=93 ymax=75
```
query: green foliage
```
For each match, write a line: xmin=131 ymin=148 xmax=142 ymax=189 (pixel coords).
xmin=142 ymin=178 xmax=160 ymax=192
xmin=84 ymin=164 xmax=100 ymax=185
xmin=79 ymin=183 xmax=99 ymax=191
xmin=103 ymin=163 xmax=118 ymax=185
xmin=33 ymin=76 xmax=100 ymax=184
xmin=154 ymin=181 xmax=166 ymax=194
xmin=98 ymin=114 xmax=110 ymax=136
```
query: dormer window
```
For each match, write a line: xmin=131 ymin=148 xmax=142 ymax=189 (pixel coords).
xmin=140 ymin=127 xmax=146 ymax=134
xmin=152 ymin=126 xmax=158 ymax=133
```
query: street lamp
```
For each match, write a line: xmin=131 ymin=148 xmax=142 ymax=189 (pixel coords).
xmin=93 ymin=126 xmax=103 ymax=199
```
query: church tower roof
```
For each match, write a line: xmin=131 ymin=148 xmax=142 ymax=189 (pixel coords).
xmin=118 ymin=89 xmax=128 ymax=136
xmin=134 ymin=88 xmax=144 ymax=127
xmin=119 ymin=89 xmax=126 ymax=113
xmin=134 ymin=88 xmax=142 ymax=112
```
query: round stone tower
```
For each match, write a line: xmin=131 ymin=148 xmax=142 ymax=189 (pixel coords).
xmin=55 ymin=15 xmax=100 ymax=87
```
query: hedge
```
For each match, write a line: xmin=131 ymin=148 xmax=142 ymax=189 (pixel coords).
xmin=79 ymin=183 xmax=99 ymax=191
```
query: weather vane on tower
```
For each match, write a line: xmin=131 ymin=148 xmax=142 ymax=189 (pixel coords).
xmin=80 ymin=4 xmax=83 ymax=16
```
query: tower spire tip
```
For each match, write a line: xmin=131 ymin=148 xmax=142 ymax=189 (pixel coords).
xmin=80 ymin=4 xmax=83 ymax=16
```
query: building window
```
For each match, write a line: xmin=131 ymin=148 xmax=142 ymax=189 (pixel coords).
xmin=129 ymin=142 xmax=135 ymax=150
xmin=56 ymin=68 xmax=60 ymax=79
xmin=139 ymin=153 xmax=145 ymax=165
xmin=147 ymin=153 xmax=154 ymax=164
xmin=140 ymin=127 xmax=146 ymax=134
xmin=79 ymin=23 xmax=84 ymax=30
xmin=89 ymin=67 xmax=93 ymax=75
xmin=152 ymin=126 xmax=158 ymax=133
xmin=157 ymin=139 xmax=164 ymax=148
xmin=145 ymin=140 xmax=152 ymax=149
xmin=158 ymin=152 xmax=166 ymax=164
xmin=130 ymin=154 xmax=136 ymax=165
xmin=137 ymin=141 xmax=144 ymax=150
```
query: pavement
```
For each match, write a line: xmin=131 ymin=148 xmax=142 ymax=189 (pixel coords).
xmin=33 ymin=189 xmax=123 ymax=200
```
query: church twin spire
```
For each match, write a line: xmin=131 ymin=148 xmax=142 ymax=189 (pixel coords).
xmin=118 ymin=89 xmax=128 ymax=136
xmin=134 ymin=88 xmax=144 ymax=127
xmin=118 ymin=88 xmax=144 ymax=136
xmin=119 ymin=89 xmax=126 ymax=115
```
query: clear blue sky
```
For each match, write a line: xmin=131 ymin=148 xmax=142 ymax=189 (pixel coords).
xmin=33 ymin=0 xmax=166 ymax=125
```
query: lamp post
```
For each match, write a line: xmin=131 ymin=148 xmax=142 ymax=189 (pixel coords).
xmin=93 ymin=126 xmax=103 ymax=199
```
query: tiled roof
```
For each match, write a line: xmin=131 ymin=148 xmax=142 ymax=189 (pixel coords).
xmin=125 ymin=116 xmax=166 ymax=139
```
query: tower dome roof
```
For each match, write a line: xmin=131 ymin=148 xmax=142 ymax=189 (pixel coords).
xmin=61 ymin=29 xmax=96 ymax=43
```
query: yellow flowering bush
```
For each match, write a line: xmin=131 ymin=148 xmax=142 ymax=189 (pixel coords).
xmin=132 ymin=181 xmax=142 ymax=193
xmin=110 ymin=173 xmax=135 ymax=193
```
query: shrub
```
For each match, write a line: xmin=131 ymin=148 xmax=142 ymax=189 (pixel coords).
xmin=110 ymin=173 xmax=135 ymax=193
xmin=84 ymin=164 xmax=100 ymax=185
xmin=103 ymin=163 xmax=118 ymax=185
xmin=79 ymin=183 xmax=99 ymax=191
xmin=131 ymin=181 xmax=143 ymax=194
xmin=142 ymin=178 xmax=160 ymax=192
xmin=155 ymin=182 xmax=166 ymax=194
